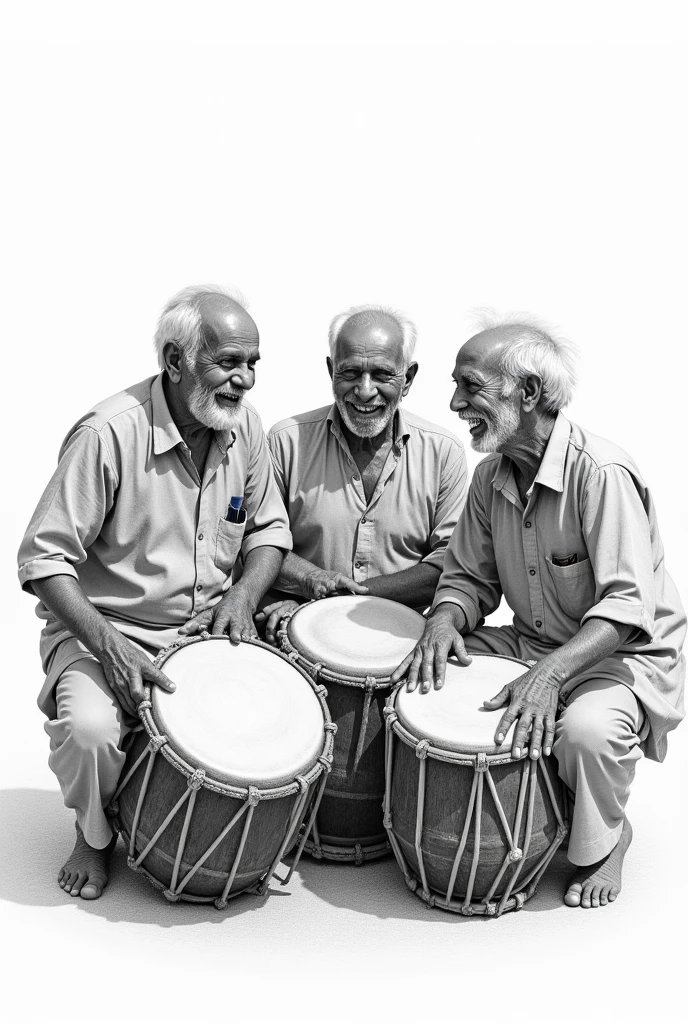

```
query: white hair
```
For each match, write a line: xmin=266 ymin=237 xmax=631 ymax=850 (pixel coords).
xmin=471 ymin=308 xmax=579 ymax=414
xmin=328 ymin=304 xmax=417 ymax=367
xmin=153 ymin=284 xmax=249 ymax=370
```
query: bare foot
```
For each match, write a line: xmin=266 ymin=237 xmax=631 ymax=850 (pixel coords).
xmin=564 ymin=818 xmax=632 ymax=908
xmin=58 ymin=822 xmax=116 ymax=900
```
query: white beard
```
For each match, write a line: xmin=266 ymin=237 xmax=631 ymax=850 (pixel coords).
xmin=187 ymin=378 xmax=244 ymax=432
xmin=471 ymin=401 xmax=521 ymax=453
xmin=336 ymin=396 xmax=398 ymax=438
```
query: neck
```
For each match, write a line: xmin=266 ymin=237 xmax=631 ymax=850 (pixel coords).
xmin=163 ymin=374 xmax=213 ymax=449
xmin=500 ymin=411 xmax=556 ymax=490
xmin=340 ymin=414 xmax=395 ymax=456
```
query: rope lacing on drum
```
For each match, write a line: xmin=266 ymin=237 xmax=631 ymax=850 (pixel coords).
xmin=311 ymin=662 xmax=323 ymax=681
xmin=187 ymin=769 xmax=205 ymax=791
xmin=247 ymin=786 xmax=261 ymax=806
xmin=415 ymin=739 xmax=429 ymax=760
xmin=352 ymin=677 xmax=376 ymax=773
xmin=318 ymin=753 xmax=334 ymax=772
xmin=324 ymin=721 xmax=337 ymax=736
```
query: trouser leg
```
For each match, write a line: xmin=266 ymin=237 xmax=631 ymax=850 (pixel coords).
xmin=554 ymin=678 xmax=643 ymax=866
xmin=44 ymin=658 xmax=137 ymax=849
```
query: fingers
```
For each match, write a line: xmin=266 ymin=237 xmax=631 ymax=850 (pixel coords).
xmin=178 ymin=609 xmax=213 ymax=635
xmin=543 ymin=715 xmax=555 ymax=757
xmin=404 ymin=648 xmax=424 ymax=692
xmin=390 ymin=650 xmax=415 ymax=685
xmin=483 ymin=684 xmax=510 ymax=710
xmin=529 ymin=716 xmax=544 ymax=759
xmin=143 ymin=663 xmax=176 ymax=694
xmin=418 ymin=642 xmax=437 ymax=695
xmin=493 ymin=703 xmax=516 ymax=747
xmin=510 ymin=712 xmax=533 ymax=760
xmin=265 ymin=609 xmax=284 ymax=646
xmin=337 ymin=576 xmax=369 ymax=595
xmin=452 ymin=635 xmax=472 ymax=667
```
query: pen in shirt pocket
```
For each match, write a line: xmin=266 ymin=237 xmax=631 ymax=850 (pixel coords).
xmin=225 ymin=496 xmax=245 ymax=523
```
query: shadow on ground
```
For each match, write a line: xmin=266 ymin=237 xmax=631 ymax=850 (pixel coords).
xmin=1 ymin=788 xmax=568 ymax=927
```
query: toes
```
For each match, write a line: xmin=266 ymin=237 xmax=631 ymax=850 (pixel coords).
xmin=70 ymin=870 xmax=86 ymax=896
xmin=589 ymin=885 xmax=601 ymax=908
xmin=599 ymin=887 xmax=610 ymax=906
xmin=564 ymin=882 xmax=582 ymax=907
xmin=80 ymin=883 xmax=102 ymax=900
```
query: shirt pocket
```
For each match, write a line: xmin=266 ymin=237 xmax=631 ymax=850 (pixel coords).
xmin=545 ymin=555 xmax=596 ymax=622
xmin=214 ymin=516 xmax=246 ymax=574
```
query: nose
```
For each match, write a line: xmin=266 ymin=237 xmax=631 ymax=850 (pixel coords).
xmin=450 ymin=385 xmax=468 ymax=412
xmin=230 ymin=365 xmax=253 ymax=390
xmin=355 ymin=373 xmax=378 ymax=401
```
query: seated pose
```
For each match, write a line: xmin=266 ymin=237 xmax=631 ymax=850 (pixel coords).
xmin=393 ymin=312 xmax=685 ymax=910
xmin=17 ymin=285 xmax=292 ymax=900
xmin=259 ymin=304 xmax=468 ymax=641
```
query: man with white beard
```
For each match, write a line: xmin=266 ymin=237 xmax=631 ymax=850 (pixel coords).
xmin=17 ymin=285 xmax=292 ymax=900
xmin=259 ymin=305 xmax=467 ymax=642
xmin=393 ymin=313 xmax=685 ymax=910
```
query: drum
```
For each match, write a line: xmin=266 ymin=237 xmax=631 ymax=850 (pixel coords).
xmin=279 ymin=596 xmax=425 ymax=863
xmin=109 ymin=634 xmax=335 ymax=908
xmin=384 ymin=654 xmax=569 ymax=916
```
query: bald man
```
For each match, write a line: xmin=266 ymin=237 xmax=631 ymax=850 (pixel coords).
xmin=394 ymin=313 xmax=685 ymax=909
xmin=259 ymin=304 xmax=468 ymax=640
xmin=18 ymin=285 xmax=292 ymax=899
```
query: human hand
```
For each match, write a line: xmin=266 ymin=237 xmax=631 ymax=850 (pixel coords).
xmin=483 ymin=664 xmax=560 ymax=759
xmin=301 ymin=567 xmax=369 ymax=601
xmin=255 ymin=599 xmax=301 ymax=646
xmin=100 ymin=636 xmax=176 ymax=717
xmin=179 ymin=587 xmax=257 ymax=644
xmin=390 ymin=606 xmax=472 ymax=692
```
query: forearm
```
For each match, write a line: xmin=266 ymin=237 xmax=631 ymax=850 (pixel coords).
xmin=537 ymin=617 xmax=634 ymax=688
xmin=274 ymin=551 xmax=320 ymax=597
xmin=233 ymin=546 xmax=285 ymax=609
xmin=32 ymin=575 xmax=127 ymax=662
xmin=364 ymin=563 xmax=441 ymax=608
xmin=427 ymin=600 xmax=470 ymax=633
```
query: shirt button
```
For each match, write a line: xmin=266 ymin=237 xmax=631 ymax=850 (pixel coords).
xmin=355 ymin=561 xmax=362 ymax=568
xmin=361 ymin=517 xmax=367 ymax=524
xmin=525 ymin=521 xmax=532 ymax=528
xmin=529 ymin=569 xmax=536 ymax=576
xmin=353 ymin=474 xmax=360 ymax=481
xmin=196 ymin=584 xmax=203 ymax=592
xmin=198 ymin=533 xmax=204 ymax=541
xmin=535 ymin=619 xmax=542 ymax=628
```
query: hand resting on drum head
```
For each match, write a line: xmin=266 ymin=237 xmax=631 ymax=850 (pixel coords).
xmin=391 ymin=604 xmax=472 ymax=693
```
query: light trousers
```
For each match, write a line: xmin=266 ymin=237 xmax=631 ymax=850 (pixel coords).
xmin=45 ymin=658 xmax=138 ymax=849
xmin=465 ymin=627 xmax=645 ymax=866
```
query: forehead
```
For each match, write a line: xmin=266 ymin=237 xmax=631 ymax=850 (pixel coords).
xmin=453 ymin=329 xmax=509 ymax=377
xmin=198 ymin=295 xmax=259 ymax=356
xmin=334 ymin=312 xmax=404 ymax=366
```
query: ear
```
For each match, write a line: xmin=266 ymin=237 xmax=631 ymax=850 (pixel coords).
xmin=326 ymin=356 xmax=334 ymax=381
xmin=163 ymin=342 xmax=184 ymax=384
xmin=521 ymin=372 xmax=543 ymax=412
xmin=402 ymin=361 xmax=419 ymax=397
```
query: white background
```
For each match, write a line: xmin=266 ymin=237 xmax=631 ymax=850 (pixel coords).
xmin=2 ymin=4 xmax=687 ymax=1023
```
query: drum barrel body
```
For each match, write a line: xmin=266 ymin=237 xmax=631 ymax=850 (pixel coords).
xmin=115 ymin=730 xmax=305 ymax=901
xmin=312 ymin=679 xmax=389 ymax=854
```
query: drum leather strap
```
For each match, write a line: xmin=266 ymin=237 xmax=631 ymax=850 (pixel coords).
xmin=352 ymin=676 xmax=377 ymax=774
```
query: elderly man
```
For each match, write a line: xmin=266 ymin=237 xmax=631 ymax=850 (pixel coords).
xmin=18 ymin=285 xmax=291 ymax=900
xmin=258 ymin=304 xmax=468 ymax=641
xmin=393 ymin=313 xmax=685 ymax=910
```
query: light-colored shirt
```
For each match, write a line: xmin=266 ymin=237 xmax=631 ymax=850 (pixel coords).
xmin=267 ymin=404 xmax=468 ymax=589
xmin=18 ymin=373 xmax=292 ymax=707
xmin=433 ymin=411 xmax=685 ymax=759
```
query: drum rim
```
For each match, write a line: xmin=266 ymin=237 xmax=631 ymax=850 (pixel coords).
xmin=278 ymin=597 xmax=424 ymax=689
xmin=137 ymin=632 xmax=335 ymax=798
xmin=387 ymin=652 xmax=531 ymax=763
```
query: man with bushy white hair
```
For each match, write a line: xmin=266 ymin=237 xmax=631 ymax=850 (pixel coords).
xmin=394 ymin=312 xmax=685 ymax=909
xmin=259 ymin=304 xmax=468 ymax=642
xmin=18 ymin=285 xmax=292 ymax=900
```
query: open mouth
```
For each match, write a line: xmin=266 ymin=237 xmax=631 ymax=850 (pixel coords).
xmin=216 ymin=391 xmax=243 ymax=406
xmin=462 ymin=416 xmax=487 ymax=436
xmin=348 ymin=402 xmax=385 ymax=416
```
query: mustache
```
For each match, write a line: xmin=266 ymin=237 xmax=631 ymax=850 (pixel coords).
xmin=215 ymin=388 xmax=244 ymax=400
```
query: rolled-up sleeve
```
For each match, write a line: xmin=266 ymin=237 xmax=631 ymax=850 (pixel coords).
xmin=422 ymin=442 xmax=469 ymax=570
xmin=431 ymin=473 xmax=503 ymax=628
xmin=241 ymin=419 xmax=293 ymax=556
xmin=580 ymin=464 xmax=656 ymax=642
xmin=18 ymin=426 xmax=118 ymax=595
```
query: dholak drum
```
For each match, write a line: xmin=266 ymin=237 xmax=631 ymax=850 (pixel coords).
xmin=384 ymin=654 xmax=569 ymax=916
xmin=109 ymin=634 xmax=335 ymax=908
xmin=279 ymin=596 xmax=425 ymax=863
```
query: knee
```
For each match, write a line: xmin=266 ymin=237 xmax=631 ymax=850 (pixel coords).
xmin=555 ymin=703 xmax=634 ymax=763
xmin=60 ymin=704 xmax=121 ymax=758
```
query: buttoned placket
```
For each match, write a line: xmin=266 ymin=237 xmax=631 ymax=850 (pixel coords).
xmin=521 ymin=488 xmax=546 ymax=636
xmin=346 ymin=438 xmax=407 ymax=583
xmin=181 ymin=434 xmax=234 ymax=615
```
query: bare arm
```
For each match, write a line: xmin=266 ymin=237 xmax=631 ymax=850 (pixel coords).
xmin=275 ymin=551 xmax=368 ymax=601
xmin=32 ymin=575 xmax=176 ymax=716
xmin=364 ymin=563 xmax=441 ymax=608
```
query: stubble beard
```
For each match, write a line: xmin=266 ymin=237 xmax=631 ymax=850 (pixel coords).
xmin=336 ymin=395 xmax=399 ymax=439
xmin=187 ymin=375 xmax=244 ymax=432
xmin=470 ymin=401 xmax=521 ymax=453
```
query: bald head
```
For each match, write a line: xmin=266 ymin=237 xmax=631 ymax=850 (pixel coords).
xmin=197 ymin=293 xmax=259 ymax=356
xmin=153 ymin=284 xmax=256 ymax=371
xmin=334 ymin=310 xmax=405 ymax=366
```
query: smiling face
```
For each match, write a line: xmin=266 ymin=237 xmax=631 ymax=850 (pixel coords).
xmin=450 ymin=329 xmax=521 ymax=452
xmin=328 ymin=312 xmax=416 ymax=439
xmin=181 ymin=296 xmax=260 ymax=431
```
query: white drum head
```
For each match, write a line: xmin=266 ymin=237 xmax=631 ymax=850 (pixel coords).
xmin=152 ymin=638 xmax=325 ymax=787
xmin=287 ymin=596 xmax=425 ymax=678
xmin=395 ymin=654 xmax=529 ymax=755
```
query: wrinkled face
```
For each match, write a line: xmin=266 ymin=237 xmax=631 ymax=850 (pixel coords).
xmin=182 ymin=298 xmax=260 ymax=431
xmin=450 ymin=330 xmax=520 ymax=453
xmin=330 ymin=312 xmax=411 ymax=439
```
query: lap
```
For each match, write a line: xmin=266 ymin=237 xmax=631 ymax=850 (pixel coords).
xmin=54 ymin=657 xmax=139 ymax=733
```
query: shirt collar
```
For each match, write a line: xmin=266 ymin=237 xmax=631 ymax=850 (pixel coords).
xmin=492 ymin=411 xmax=571 ymax=495
xmin=151 ymin=373 xmax=237 ymax=456
xmin=326 ymin=403 xmax=410 ymax=451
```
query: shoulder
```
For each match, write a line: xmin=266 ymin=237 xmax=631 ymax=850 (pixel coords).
xmin=267 ymin=405 xmax=332 ymax=441
xmin=66 ymin=377 xmax=156 ymax=441
xmin=402 ymin=409 xmax=465 ymax=454
xmin=566 ymin=420 xmax=644 ymax=480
